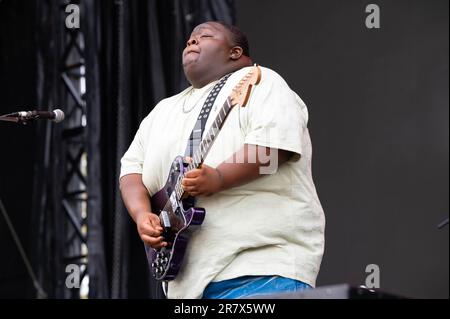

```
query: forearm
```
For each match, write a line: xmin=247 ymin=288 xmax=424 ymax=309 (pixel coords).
xmin=119 ymin=173 xmax=152 ymax=223
xmin=216 ymin=144 xmax=293 ymax=192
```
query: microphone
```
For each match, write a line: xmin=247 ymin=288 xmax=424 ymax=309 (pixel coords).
xmin=1 ymin=109 xmax=65 ymax=123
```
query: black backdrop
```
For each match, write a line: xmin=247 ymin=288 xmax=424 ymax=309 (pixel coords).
xmin=0 ymin=0 xmax=448 ymax=299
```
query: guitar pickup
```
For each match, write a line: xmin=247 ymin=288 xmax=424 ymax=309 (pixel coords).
xmin=160 ymin=210 xmax=172 ymax=232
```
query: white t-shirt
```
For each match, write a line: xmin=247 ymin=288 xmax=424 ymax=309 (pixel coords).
xmin=120 ymin=66 xmax=325 ymax=299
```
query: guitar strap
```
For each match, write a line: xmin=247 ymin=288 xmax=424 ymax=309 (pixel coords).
xmin=184 ymin=73 xmax=233 ymax=158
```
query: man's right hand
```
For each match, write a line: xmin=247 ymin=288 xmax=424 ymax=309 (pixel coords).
xmin=136 ymin=212 xmax=168 ymax=249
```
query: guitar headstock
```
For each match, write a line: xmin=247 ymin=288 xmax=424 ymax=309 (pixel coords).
xmin=229 ymin=64 xmax=261 ymax=107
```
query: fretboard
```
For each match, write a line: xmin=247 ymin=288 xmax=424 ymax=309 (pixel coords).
xmin=174 ymin=96 xmax=234 ymax=200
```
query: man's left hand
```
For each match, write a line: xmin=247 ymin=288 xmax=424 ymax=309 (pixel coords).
xmin=181 ymin=163 xmax=223 ymax=197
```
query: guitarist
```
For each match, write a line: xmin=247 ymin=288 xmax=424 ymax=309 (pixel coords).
xmin=119 ymin=21 xmax=325 ymax=299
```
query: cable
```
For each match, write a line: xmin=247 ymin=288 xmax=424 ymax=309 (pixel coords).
xmin=438 ymin=218 xmax=449 ymax=229
xmin=162 ymin=281 xmax=168 ymax=297
xmin=0 ymin=196 xmax=47 ymax=298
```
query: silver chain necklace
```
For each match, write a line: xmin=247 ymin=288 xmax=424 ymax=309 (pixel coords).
xmin=182 ymin=88 xmax=197 ymax=113
xmin=182 ymin=82 xmax=218 ymax=113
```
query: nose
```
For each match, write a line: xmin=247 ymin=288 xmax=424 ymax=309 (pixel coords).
xmin=186 ymin=37 xmax=198 ymax=46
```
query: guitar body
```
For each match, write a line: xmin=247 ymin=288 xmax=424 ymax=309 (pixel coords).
xmin=146 ymin=156 xmax=205 ymax=281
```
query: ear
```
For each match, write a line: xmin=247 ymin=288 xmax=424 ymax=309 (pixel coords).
xmin=229 ymin=46 xmax=244 ymax=60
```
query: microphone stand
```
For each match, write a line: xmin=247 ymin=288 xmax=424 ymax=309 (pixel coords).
xmin=0 ymin=114 xmax=48 ymax=298
xmin=0 ymin=115 xmax=20 ymax=123
xmin=0 ymin=197 xmax=47 ymax=298
xmin=0 ymin=113 xmax=32 ymax=125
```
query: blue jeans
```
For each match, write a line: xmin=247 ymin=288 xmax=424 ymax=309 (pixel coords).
xmin=202 ymin=275 xmax=311 ymax=299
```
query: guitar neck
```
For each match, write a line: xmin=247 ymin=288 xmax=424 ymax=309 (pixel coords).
xmin=173 ymin=96 xmax=234 ymax=201
xmin=187 ymin=96 xmax=234 ymax=171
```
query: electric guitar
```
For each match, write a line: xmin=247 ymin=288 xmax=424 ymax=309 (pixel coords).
xmin=146 ymin=65 xmax=261 ymax=281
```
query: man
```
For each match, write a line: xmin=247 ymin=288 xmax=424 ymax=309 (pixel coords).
xmin=119 ymin=21 xmax=325 ymax=299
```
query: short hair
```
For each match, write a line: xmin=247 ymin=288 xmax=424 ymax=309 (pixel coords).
xmin=215 ymin=21 xmax=250 ymax=57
